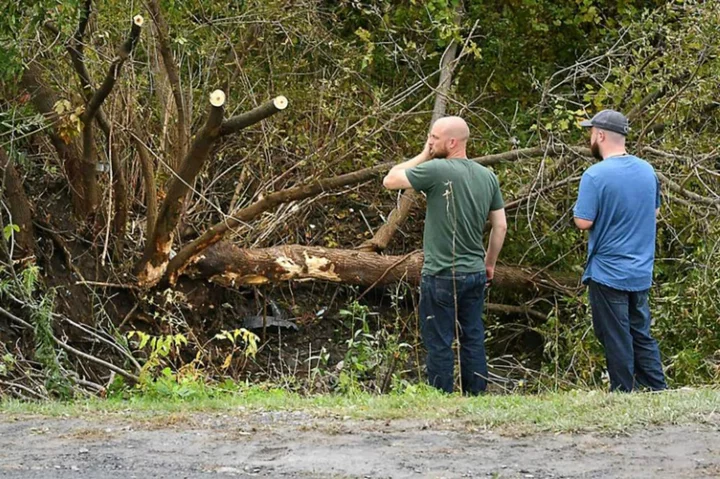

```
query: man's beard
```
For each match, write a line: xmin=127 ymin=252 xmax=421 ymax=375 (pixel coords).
xmin=590 ymin=140 xmax=603 ymax=161
xmin=430 ymin=146 xmax=446 ymax=159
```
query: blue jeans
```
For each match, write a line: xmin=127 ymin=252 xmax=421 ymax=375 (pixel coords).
xmin=419 ymin=271 xmax=487 ymax=395
xmin=588 ymin=280 xmax=667 ymax=392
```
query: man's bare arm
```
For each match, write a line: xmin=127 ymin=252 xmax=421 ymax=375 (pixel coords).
xmin=485 ymin=208 xmax=507 ymax=282
xmin=383 ymin=143 xmax=430 ymax=190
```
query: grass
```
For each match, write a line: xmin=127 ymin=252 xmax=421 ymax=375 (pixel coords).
xmin=1 ymin=385 xmax=718 ymax=434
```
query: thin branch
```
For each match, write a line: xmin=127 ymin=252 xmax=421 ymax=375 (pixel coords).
xmin=0 ymin=305 xmax=32 ymax=329
xmin=219 ymin=96 xmax=288 ymax=137
xmin=657 ymin=172 xmax=720 ymax=207
xmin=147 ymin=0 xmax=188 ymax=161
xmin=54 ymin=337 xmax=140 ymax=383
xmin=84 ymin=16 xmax=144 ymax=121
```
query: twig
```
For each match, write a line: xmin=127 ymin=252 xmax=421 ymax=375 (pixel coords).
xmin=0 ymin=380 xmax=48 ymax=400
xmin=54 ymin=337 xmax=140 ymax=383
xmin=74 ymin=280 xmax=141 ymax=290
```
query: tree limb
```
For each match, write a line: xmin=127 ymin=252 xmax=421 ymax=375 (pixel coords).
xmin=656 ymin=172 xmax=720 ymax=208
xmin=358 ymin=13 xmax=462 ymax=254
xmin=219 ymin=96 xmax=288 ymax=137
xmin=129 ymin=123 xmax=158 ymax=241
xmin=485 ymin=303 xmax=548 ymax=322
xmin=136 ymin=90 xmax=227 ymax=286
xmin=147 ymin=0 xmax=188 ymax=162
xmin=165 ymin=161 xmax=391 ymax=284
xmin=79 ymin=15 xmax=143 ymax=218
xmin=84 ymin=15 xmax=144 ymax=121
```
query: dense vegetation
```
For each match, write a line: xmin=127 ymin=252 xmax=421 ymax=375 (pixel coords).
xmin=0 ymin=0 xmax=718 ymax=400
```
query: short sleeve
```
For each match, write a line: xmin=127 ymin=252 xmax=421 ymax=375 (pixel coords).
xmin=406 ymin=160 xmax=440 ymax=193
xmin=490 ymin=173 xmax=504 ymax=210
xmin=574 ymin=172 xmax=599 ymax=221
xmin=655 ymin=175 xmax=662 ymax=209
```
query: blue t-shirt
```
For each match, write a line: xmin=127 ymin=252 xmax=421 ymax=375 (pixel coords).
xmin=573 ymin=155 xmax=661 ymax=291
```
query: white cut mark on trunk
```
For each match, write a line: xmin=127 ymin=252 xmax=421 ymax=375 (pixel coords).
xmin=275 ymin=251 xmax=341 ymax=282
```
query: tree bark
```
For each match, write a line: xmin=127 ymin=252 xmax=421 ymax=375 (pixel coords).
xmin=0 ymin=148 xmax=36 ymax=257
xmin=20 ymin=64 xmax=89 ymax=217
xmin=188 ymin=242 xmax=581 ymax=295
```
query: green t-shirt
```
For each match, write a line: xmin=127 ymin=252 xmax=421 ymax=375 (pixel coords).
xmin=406 ymin=158 xmax=504 ymax=275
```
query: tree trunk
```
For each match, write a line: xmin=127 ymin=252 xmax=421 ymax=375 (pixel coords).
xmin=136 ymin=93 xmax=288 ymax=287
xmin=0 ymin=148 xmax=36 ymax=257
xmin=189 ymin=242 xmax=581 ymax=294
xmin=136 ymin=92 xmax=226 ymax=286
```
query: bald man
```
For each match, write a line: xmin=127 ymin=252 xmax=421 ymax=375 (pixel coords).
xmin=384 ymin=116 xmax=507 ymax=395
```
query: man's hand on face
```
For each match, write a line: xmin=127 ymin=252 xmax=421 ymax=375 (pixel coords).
xmin=423 ymin=136 xmax=432 ymax=159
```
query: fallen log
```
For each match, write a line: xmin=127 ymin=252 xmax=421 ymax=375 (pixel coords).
xmin=188 ymin=242 xmax=581 ymax=295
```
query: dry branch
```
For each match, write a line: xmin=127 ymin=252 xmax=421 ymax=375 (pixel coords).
xmin=656 ymin=172 xmax=720 ymax=208
xmin=0 ymin=304 xmax=139 ymax=383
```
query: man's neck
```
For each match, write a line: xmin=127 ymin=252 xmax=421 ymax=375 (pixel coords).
xmin=446 ymin=149 xmax=468 ymax=159
xmin=603 ymin=149 xmax=628 ymax=159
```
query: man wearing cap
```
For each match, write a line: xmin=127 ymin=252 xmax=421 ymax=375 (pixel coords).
xmin=574 ymin=109 xmax=667 ymax=392
xmin=383 ymin=116 xmax=507 ymax=395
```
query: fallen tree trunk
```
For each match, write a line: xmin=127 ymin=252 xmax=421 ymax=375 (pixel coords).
xmin=188 ymin=242 xmax=581 ymax=294
xmin=164 ymin=144 xmax=590 ymax=285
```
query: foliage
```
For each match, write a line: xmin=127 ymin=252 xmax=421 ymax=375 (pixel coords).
xmin=0 ymin=0 xmax=718 ymax=398
xmin=337 ymin=301 xmax=411 ymax=394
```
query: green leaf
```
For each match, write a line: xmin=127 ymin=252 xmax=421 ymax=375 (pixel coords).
xmin=2 ymin=224 xmax=20 ymax=241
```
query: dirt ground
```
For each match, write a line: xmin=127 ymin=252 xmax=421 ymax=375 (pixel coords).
xmin=0 ymin=411 xmax=718 ymax=479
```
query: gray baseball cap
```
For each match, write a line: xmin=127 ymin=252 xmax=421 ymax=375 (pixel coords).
xmin=579 ymin=109 xmax=629 ymax=136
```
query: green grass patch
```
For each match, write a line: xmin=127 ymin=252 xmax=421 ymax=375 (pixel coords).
xmin=1 ymin=386 xmax=718 ymax=434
